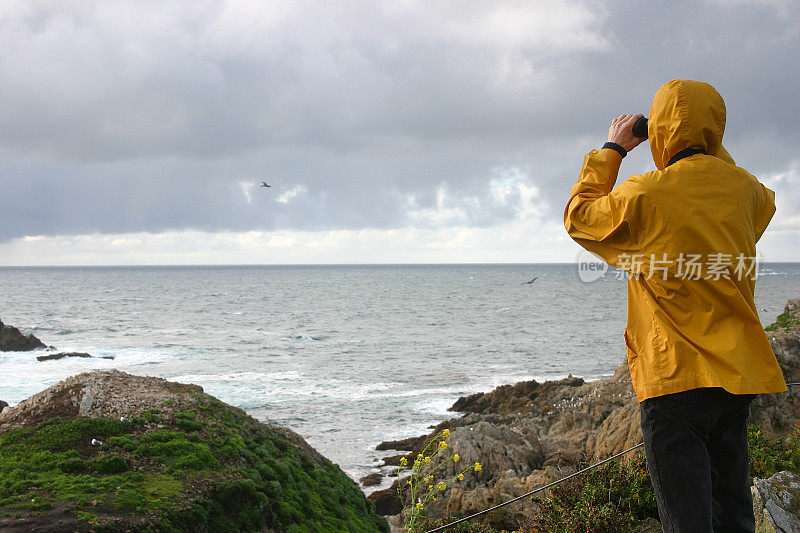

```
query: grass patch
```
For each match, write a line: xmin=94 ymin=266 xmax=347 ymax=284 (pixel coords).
xmin=73 ymin=510 xmax=98 ymax=523
xmin=765 ymin=310 xmax=800 ymax=332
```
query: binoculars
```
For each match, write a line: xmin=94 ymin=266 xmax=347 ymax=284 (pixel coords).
xmin=632 ymin=116 xmax=648 ymax=138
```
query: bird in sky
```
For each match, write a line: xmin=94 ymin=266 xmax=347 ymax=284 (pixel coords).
xmin=260 ymin=181 xmax=271 ymax=188
xmin=521 ymin=277 xmax=538 ymax=285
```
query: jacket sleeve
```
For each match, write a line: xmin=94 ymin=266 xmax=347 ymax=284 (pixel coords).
xmin=754 ymin=183 xmax=776 ymax=242
xmin=564 ymin=148 xmax=646 ymax=268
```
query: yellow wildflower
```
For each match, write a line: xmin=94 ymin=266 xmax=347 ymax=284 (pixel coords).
xmin=474 ymin=462 xmax=482 ymax=472
xmin=439 ymin=441 xmax=447 ymax=450
xmin=453 ymin=454 xmax=460 ymax=463
xmin=416 ymin=502 xmax=424 ymax=510
xmin=424 ymin=456 xmax=431 ymax=465
xmin=399 ymin=456 xmax=408 ymax=466
xmin=458 ymin=473 xmax=464 ymax=481
xmin=437 ymin=482 xmax=447 ymax=490
xmin=442 ymin=429 xmax=450 ymax=438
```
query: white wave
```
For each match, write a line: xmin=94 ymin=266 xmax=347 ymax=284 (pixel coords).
xmin=414 ymin=397 xmax=457 ymax=416
xmin=0 ymin=346 xmax=182 ymax=404
xmin=171 ymin=370 xmax=304 ymax=383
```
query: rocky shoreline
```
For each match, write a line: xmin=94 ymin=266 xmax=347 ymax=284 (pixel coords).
xmin=2 ymin=301 xmax=799 ymax=531
xmin=367 ymin=299 xmax=800 ymax=530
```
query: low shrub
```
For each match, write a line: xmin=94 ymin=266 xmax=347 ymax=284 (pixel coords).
xmin=58 ymin=457 xmax=86 ymax=473
xmin=748 ymin=424 xmax=800 ymax=480
xmin=89 ymin=454 xmax=129 ymax=474
xmin=532 ymin=453 xmax=658 ymax=533
xmin=414 ymin=516 xmax=502 ymax=532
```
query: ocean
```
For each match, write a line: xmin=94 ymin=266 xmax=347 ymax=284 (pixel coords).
xmin=1 ymin=263 xmax=798 ymax=491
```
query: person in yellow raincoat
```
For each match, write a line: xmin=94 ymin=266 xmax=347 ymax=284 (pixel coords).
xmin=565 ymin=79 xmax=785 ymax=532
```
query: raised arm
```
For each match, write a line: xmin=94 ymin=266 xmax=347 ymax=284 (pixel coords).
xmin=564 ymin=114 xmax=648 ymax=266
xmin=754 ymin=182 xmax=776 ymax=242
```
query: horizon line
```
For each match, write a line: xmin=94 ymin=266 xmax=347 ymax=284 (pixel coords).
xmin=2 ymin=261 xmax=800 ymax=269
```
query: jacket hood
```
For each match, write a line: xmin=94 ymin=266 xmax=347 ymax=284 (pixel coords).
xmin=648 ymin=79 xmax=734 ymax=170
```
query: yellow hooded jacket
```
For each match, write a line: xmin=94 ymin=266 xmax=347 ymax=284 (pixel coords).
xmin=565 ymin=79 xmax=786 ymax=402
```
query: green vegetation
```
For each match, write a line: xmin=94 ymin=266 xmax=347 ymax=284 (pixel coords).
xmin=749 ymin=424 xmax=800 ymax=480
xmin=0 ymin=396 xmax=388 ymax=532
xmin=765 ymin=310 xmax=800 ymax=332
xmin=523 ymin=424 xmax=800 ymax=532
xmin=531 ymin=453 xmax=658 ymax=533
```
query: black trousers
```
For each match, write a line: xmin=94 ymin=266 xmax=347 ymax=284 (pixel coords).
xmin=640 ymin=394 xmax=755 ymax=533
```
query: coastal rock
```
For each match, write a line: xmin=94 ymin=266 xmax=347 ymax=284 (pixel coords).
xmin=36 ymin=352 xmax=115 ymax=362
xmin=372 ymin=299 xmax=800 ymax=525
xmin=0 ymin=370 xmax=388 ymax=532
xmin=436 ymin=421 xmax=544 ymax=489
xmin=370 ymin=485 xmax=403 ymax=516
xmin=376 ymin=434 xmax=430 ymax=452
xmin=450 ymin=376 xmax=585 ymax=415
xmin=369 ymin=372 xmax=639 ymax=520
xmin=0 ymin=400 xmax=7 ymax=413
xmin=379 ymin=418 xmax=549 ymax=517
xmin=0 ymin=369 xmax=204 ymax=431
xmin=752 ymin=471 xmax=800 ymax=533
xmin=443 ymin=469 xmax=552 ymax=518
xmin=0 ymin=318 xmax=47 ymax=351
xmin=360 ymin=472 xmax=383 ymax=487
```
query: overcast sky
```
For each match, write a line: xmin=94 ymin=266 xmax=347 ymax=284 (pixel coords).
xmin=1 ymin=0 xmax=798 ymax=265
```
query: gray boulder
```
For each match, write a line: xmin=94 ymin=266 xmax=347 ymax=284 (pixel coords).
xmin=752 ymin=471 xmax=800 ymax=533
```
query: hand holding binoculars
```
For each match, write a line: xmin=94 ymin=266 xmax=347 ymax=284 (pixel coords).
xmin=632 ymin=116 xmax=648 ymax=139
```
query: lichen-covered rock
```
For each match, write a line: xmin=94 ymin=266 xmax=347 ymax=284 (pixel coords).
xmin=0 ymin=370 xmax=388 ymax=532
xmin=0 ymin=369 xmax=205 ymax=432
xmin=0 ymin=318 xmax=47 ymax=351
xmin=752 ymin=471 xmax=800 ymax=533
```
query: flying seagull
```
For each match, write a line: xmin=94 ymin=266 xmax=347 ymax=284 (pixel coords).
xmin=260 ymin=181 xmax=271 ymax=188
xmin=521 ymin=277 xmax=538 ymax=285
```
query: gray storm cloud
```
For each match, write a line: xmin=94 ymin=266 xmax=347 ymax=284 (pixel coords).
xmin=0 ymin=0 xmax=798 ymax=243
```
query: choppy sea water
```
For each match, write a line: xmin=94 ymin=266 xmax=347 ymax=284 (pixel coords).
xmin=1 ymin=263 xmax=798 ymax=491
